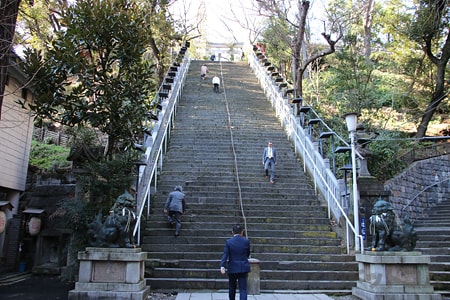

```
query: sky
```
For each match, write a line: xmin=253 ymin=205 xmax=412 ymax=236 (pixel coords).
xmin=201 ymin=0 xmax=256 ymax=43
xmin=170 ymin=0 xmax=331 ymax=48
xmin=170 ymin=0 xmax=258 ymax=45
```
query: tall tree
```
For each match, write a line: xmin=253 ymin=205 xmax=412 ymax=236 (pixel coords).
xmin=256 ymin=0 xmax=343 ymax=101
xmin=145 ymin=0 xmax=181 ymax=84
xmin=16 ymin=0 xmax=66 ymax=50
xmin=261 ymin=17 xmax=294 ymax=79
xmin=21 ymin=0 xmax=157 ymax=157
xmin=362 ymin=0 xmax=375 ymax=61
xmin=0 ymin=0 xmax=21 ymax=119
xmin=409 ymin=0 xmax=450 ymax=138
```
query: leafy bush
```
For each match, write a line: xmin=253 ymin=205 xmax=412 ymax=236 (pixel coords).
xmin=367 ymin=130 xmax=416 ymax=181
xmin=29 ymin=140 xmax=72 ymax=172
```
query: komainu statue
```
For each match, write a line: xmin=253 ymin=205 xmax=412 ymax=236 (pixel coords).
xmin=368 ymin=198 xmax=417 ymax=251
xmin=87 ymin=191 xmax=137 ymax=248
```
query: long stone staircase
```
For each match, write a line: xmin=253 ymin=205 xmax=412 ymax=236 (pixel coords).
xmin=415 ymin=198 xmax=450 ymax=296
xmin=141 ymin=60 xmax=358 ymax=293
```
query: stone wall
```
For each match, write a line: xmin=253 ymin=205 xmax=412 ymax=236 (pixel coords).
xmin=384 ymin=154 xmax=450 ymax=221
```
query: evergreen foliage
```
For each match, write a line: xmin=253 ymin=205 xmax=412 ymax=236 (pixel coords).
xmin=29 ymin=140 xmax=72 ymax=172
xmin=21 ymin=0 xmax=157 ymax=157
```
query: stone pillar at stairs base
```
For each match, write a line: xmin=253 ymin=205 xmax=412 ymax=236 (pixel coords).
xmin=248 ymin=258 xmax=260 ymax=295
xmin=352 ymin=252 xmax=442 ymax=300
xmin=68 ymin=247 xmax=150 ymax=300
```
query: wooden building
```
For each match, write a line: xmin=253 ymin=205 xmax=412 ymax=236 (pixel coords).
xmin=0 ymin=52 xmax=34 ymax=271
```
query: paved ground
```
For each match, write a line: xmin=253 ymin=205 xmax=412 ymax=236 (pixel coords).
xmin=0 ymin=274 xmax=74 ymax=300
xmin=176 ymin=292 xmax=347 ymax=300
xmin=0 ymin=274 xmax=359 ymax=300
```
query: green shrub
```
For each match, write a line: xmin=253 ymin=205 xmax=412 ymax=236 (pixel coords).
xmin=29 ymin=140 xmax=72 ymax=172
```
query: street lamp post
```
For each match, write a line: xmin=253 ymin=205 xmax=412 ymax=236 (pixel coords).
xmin=344 ymin=112 xmax=360 ymax=252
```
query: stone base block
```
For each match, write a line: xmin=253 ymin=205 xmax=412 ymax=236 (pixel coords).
xmin=68 ymin=289 xmax=150 ymax=300
xmin=68 ymin=247 xmax=150 ymax=300
xmin=352 ymin=287 xmax=442 ymax=300
xmin=353 ymin=252 xmax=442 ymax=300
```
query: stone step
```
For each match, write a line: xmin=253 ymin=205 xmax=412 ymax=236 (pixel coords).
xmin=416 ymin=221 xmax=450 ymax=227
xmin=158 ymin=182 xmax=312 ymax=190
xmin=159 ymin=181 xmax=312 ymax=189
xmin=142 ymin=236 xmax=340 ymax=247
xmin=142 ymin=60 xmax=357 ymax=292
xmin=430 ymin=256 xmax=450 ymax=263
xmin=429 ymin=271 xmax=450 ymax=282
xmin=154 ymin=191 xmax=317 ymax=200
xmin=142 ymin=242 xmax=342 ymax=255
xmin=143 ymin=224 xmax=336 ymax=234
xmin=416 ymin=240 xmax=450 ymax=247
xmin=417 ymin=215 xmax=450 ymax=220
xmin=143 ymin=229 xmax=338 ymax=243
xmin=147 ymin=215 xmax=331 ymax=225
xmin=429 ymin=280 xmax=450 ymax=292
xmin=158 ymin=169 xmax=306 ymax=178
xmin=159 ymin=152 xmax=297 ymax=159
xmin=150 ymin=206 xmax=328 ymax=216
xmin=415 ymin=228 xmax=450 ymax=235
xmin=416 ymin=247 xmax=450 ymax=255
xmin=153 ymin=200 xmax=318 ymax=207
xmin=146 ymin=252 xmax=352 ymax=262
xmin=146 ymin=258 xmax=357 ymax=271
xmin=151 ymin=268 xmax=357 ymax=281
xmin=415 ymin=230 xmax=450 ymax=237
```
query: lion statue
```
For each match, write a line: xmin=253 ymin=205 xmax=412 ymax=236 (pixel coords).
xmin=368 ymin=198 xmax=417 ymax=251
xmin=87 ymin=191 xmax=137 ymax=248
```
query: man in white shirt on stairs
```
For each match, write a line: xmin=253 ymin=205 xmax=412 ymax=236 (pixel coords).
xmin=262 ymin=140 xmax=277 ymax=184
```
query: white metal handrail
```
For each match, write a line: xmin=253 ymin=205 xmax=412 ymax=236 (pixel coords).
xmin=132 ymin=51 xmax=191 ymax=245
xmin=249 ymin=52 xmax=364 ymax=254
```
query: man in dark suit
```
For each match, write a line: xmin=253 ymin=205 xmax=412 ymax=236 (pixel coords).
xmin=163 ymin=185 xmax=185 ymax=237
xmin=220 ymin=224 xmax=251 ymax=300
xmin=262 ymin=140 xmax=277 ymax=184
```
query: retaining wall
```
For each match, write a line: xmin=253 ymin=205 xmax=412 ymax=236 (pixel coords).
xmin=384 ymin=154 xmax=450 ymax=220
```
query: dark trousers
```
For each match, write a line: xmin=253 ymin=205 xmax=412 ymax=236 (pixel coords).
xmin=228 ymin=272 xmax=248 ymax=300
xmin=214 ymin=83 xmax=219 ymax=93
xmin=167 ymin=211 xmax=182 ymax=234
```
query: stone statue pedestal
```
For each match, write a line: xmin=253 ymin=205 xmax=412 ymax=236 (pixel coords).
xmin=68 ymin=247 xmax=150 ymax=300
xmin=353 ymin=252 xmax=441 ymax=300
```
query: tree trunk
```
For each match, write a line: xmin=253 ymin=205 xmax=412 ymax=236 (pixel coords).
xmin=293 ymin=0 xmax=310 ymax=98
xmin=415 ymin=59 xmax=449 ymax=138
xmin=0 ymin=0 xmax=21 ymax=120
xmin=414 ymin=0 xmax=450 ymax=138
xmin=363 ymin=0 xmax=375 ymax=62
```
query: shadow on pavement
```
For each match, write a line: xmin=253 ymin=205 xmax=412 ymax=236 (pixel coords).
xmin=0 ymin=274 xmax=74 ymax=300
